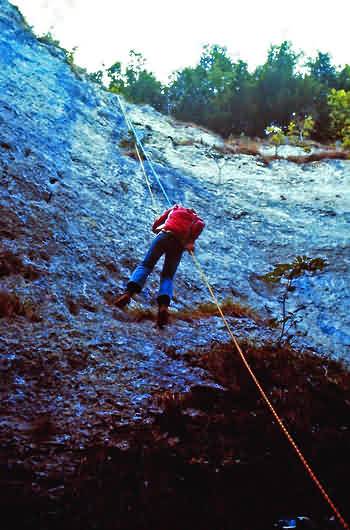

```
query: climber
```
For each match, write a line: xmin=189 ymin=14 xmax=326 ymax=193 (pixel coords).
xmin=115 ymin=204 xmax=205 ymax=328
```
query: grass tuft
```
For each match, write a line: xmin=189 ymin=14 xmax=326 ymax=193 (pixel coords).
xmin=177 ymin=298 xmax=261 ymax=323
xmin=123 ymin=297 xmax=261 ymax=325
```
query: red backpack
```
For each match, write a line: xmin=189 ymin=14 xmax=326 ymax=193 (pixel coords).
xmin=152 ymin=205 xmax=205 ymax=244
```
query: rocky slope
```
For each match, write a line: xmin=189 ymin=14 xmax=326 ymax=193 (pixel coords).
xmin=1 ymin=1 xmax=350 ymax=529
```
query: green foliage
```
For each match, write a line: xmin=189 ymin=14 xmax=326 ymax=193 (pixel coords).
xmin=304 ymin=51 xmax=341 ymax=140
xmin=307 ymin=52 xmax=337 ymax=87
xmin=107 ymin=52 xmax=165 ymax=111
xmin=38 ymin=31 xmax=61 ymax=48
xmin=167 ymin=40 xmax=321 ymax=138
xmin=287 ymin=120 xmax=297 ymax=138
xmin=88 ymin=70 xmax=104 ymax=85
xmin=342 ymin=133 xmax=350 ymax=150
xmin=253 ymin=42 xmax=304 ymax=134
xmin=337 ymin=65 xmax=350 ymax=91
xmin=168 ymin=45 xmax=252 ymax=136
xmin=34 ymin=25 xmax=350 ymax=142
xmin=65 ymin=46 xmax=77 ymax=66
xmin=107 ymin=61 xmax=125 ymax=93
xmin=164 ymin=43 xmax=350 ymax=140
xmin=302 ymin=115 xmax=314 ymax=137
xmin=265 ymin=125 xmax=285 ymax=155
xmin=260 ymin=256 xmax=326 ymax=345
xmin=261 ymin=256 xmax=326 ymax=283
xmin=328 ymin=88 xmax=350 ymax=148
xmin=287 ymin=114 xmax=314 ymax=151
xmin=38 ymin=32 xmax=80 ymax=74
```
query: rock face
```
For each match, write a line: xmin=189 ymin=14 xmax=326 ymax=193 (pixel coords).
xmin=0 ymin=0 xmax=276 ymax=448
xmin=1 ymin=1 xmax=349 ymax=357
xmin=0 ymin=0 xmax=350 ymax=424
xmin=1 ymin=1 xmax=350 ymax=529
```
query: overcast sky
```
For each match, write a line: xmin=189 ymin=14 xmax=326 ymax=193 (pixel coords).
xmin=11 ymin=0 xmax=350 ymax=83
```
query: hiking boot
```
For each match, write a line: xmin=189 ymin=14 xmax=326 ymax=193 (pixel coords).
xmin=157 ymin=304 xmax=169 ymax=328
xmin=115 ymin=292 xmax=131 ymax=308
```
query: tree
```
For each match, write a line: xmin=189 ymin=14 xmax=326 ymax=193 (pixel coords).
xmin=168 ymin=65 xmax=208 ymax=123
xmin=89 ymin=70 xmax=104 ymax=85
xmin=337 ymin=65 xmax=350 ymax=91
xmin=328 ymin=88 xmax=350 ymax=148
xmin=287 ymin=114 xmax=315 ymax=143
xmin=260 ymin=256 xmax=326 ymax=346
xmin=168 ymin=45 xmax=254 ymax=137
xmin=106 ymin=61 xmax=124 ymax=93
xmin=253 ymin=41 xmax=303 ymax=134
xmin=305 ymin=52 xmax=338 ymax=140
xmin=265 ymin=125 xmax=286 ymax=155
xmin=104 ymin=40 xmax=345 ymax=142
xmin=307 ymin=51 xmax=337 ymax=87
xmin=107 ymin=52 xmax=166 ymax=111
xmin=168 ymin=45 xmax=234 ymax=131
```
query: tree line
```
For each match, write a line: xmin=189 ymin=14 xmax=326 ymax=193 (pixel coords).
xmin=103 ymin=42 xmax=350 ymax=146
xmin=36 ymin=30 xmax=350 ymax=146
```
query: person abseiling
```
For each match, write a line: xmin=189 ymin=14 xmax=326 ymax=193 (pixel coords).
xmin=115 ymin=204 xmax=205 ymax=327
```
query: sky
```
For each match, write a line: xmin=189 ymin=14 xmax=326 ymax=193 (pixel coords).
xmin=11 ymin=0 xmax=350 ymax=83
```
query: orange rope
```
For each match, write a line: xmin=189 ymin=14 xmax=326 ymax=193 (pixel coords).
xmin=117 ymin=96 xmax=349 ymax=529
xmin=191 ymin=251 xmax=349 ymax=530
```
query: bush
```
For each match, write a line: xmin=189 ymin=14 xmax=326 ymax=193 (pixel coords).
xmin=37 ymin=32 xmax=61 ymax=48
xmin=265 ymin=125 xmax=285 ymax=155
xmin=328 ymin=88 xmax=350 ymax=148
xmin=259 ymin=256 xmax=326 ymax=345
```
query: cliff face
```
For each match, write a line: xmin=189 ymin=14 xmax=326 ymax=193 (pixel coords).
xmin=1 ymin=2 xmax=350 ymax=529
xmin=1 ymin=0 xmax=350 ymax=422
xmin=0 ymin=0 xmax=269 ymax=442
xmin=2 ymin=0 xmax=350 ymax=366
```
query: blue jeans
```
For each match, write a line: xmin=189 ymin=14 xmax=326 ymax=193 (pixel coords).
xmin=127 ymin=232 xmax=183 ymax=304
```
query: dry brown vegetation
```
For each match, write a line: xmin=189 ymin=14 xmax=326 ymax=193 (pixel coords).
xmin=177 ymin=298 xmax=262 ymax=323
xmin=0 ymin=250 xmax=41 ymax=280
xmin=125 ymin=298 xmax=263 ymax=325
xmin=0 ymin=290 xmax=40 ymax=321
xmin=214 ymin=138 xmax=349 ymax=165
xmin=258 ymin=149 xmax=349 ymax=166
xmin=212 ymin=140 xmax=265 ymax=160
xmin=285 ymin=150 xmax=349 ymax=164
xmin=0 ymin=290 xmax=22 ymax=318
xmin=2 ymin=307 xmax=349 ymax=530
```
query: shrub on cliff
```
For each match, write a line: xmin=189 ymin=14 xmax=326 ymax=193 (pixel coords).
xmin=259 ymin=256 xmax=327 ymax=345
xmin=328 ymin=88 xmax=350 ymax=148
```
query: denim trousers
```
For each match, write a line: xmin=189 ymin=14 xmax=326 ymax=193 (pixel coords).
xmin=127 ymin=232 xmax=183 ymax=304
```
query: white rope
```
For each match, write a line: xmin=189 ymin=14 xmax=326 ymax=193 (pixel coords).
xmin=116 ymin=95 xmax=172 ymax=207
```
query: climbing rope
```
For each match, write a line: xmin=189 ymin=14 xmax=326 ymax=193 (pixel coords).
xmin=134 ymin=141 xmax=158 ymax=212
xmin=116 ymin=95 xmax=172 ymax=206
xmin=191 ymin=252 xmax=349 ymax=530
xmin=116 ymin=94 xmax=349 ymax=530
xmin=116 ymin=95 xmax=158 ymax=210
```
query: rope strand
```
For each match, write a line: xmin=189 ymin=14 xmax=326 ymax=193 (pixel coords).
xmin=117 ymin=95 xmax=172 ymax=206
xmin=190 ymin=251 xmax=349 ymax=530
xmin=133 ymin=141 xmax=158 ymax=212
xmin=116 ymin=94 xmax=349 ymax=530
